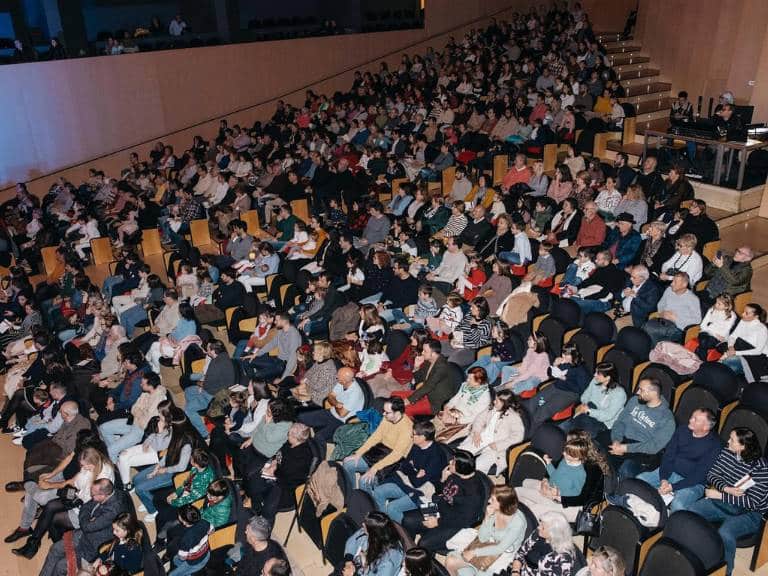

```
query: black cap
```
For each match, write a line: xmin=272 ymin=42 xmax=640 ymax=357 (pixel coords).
xmin=616 ymin=212 xmax=635 ymax=224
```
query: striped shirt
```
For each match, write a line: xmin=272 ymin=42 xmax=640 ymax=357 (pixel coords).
xmin=442 ymin=213 xmax=468 ymax=237
xmin=707 ymin=449 xmax=768 ymax=513
xmin=178 ymin=520 xmax=211 ymax=564
xmin=454 ymin=316 xmax=492 ymax=349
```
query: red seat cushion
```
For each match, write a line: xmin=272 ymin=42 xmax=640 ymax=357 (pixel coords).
xmin=707 ymin=349 xmax=723 ymax=362
xmin=537 ymin=277 xmax=554 ymax=289
xmin=551 ymin=404 xmax=575 ymax=421
xmin=457 ymin=151 xmax=477 ymax=164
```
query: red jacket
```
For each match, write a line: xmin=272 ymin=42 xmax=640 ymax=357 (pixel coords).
xmin=575 ymin=214 xmax=607 ymax=248
xmin=502 ymin=165 xmax=532 ymax=189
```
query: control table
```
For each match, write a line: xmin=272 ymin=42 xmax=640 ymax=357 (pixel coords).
xmin=642 ymin=130 xmax=768 ymax=190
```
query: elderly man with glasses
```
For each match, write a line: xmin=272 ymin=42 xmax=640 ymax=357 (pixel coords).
xmin=698 ymin=245 xmax=754 ymax=313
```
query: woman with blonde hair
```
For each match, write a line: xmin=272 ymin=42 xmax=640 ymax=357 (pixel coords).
xmin=292 ymin=340 xmax=336 ymax=407
xmin=695 ymin=293 xmax=737 ymax=360
xmin=637 ymin=220 xmax=674 ymax=275
xmin=660 ymin=233 xmax=703 ymax=285
xmin=10 ymin=445 xmax=115 ymax=558
xmin=615 ymin=184 xmax=648 ymax=230
xmin=529 ymin=159 xmax=549 ymax=197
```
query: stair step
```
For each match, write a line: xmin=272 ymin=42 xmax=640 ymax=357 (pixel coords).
xmin=602 ymin=38 xmax=637 ymax=48
xmin=623 ymin=82 xmax=672 ymax=98
xmin=621 ymin=77 xmax=665 ymax=88
xmin=633 ymin=98 xmax=673 ymax=114
xmin=616 ymin=68 xmax=660 ymax=81
xmin=636 ymin=118 xmax=671 ymax=135
xmin=613 ymin=61 xmax=654 ymax=73
xmin=609 ymin=54 xmax=650 ymax=66
xmin=606 ymin=44 xmax=642 ymax=54
xmin=595 ymin=31 xmax=628 ymax=39
xmin=621 ymin=91 xmax=672 ymax=104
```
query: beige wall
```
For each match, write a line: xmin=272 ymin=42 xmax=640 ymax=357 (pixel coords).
xmin=636 ymin=0 xmax=768 ymax=117
xmin=0 ymin=0 xmax=546 ymax=198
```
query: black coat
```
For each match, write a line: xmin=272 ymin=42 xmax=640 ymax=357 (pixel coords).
xmin=673 ymin=214 xmax=720 ymax=247
xmin=627 ymin=278 xmax=663 ymax=327
xmin=203 ymin=353 xmax=237 ymax=395
xmin=411 ymin=356 xmax=461 ymax=414
xmin=460 ymin=217 xmax=494 ymax=249
xmin=638 ymin=237 xmax=676 ymax=275
xmin=214 ymin=280 xmax=247 ymax=311
xmin=78 ymin=490 xmax=132 ymax=562
xmin=478 ymin=231 xmax=515 ymax=260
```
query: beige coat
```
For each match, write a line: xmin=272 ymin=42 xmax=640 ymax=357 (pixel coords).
xmin=460 ymin=408 xmax=525 ymax=471
xmin=130 ymin=385 xmax=168 ymax=429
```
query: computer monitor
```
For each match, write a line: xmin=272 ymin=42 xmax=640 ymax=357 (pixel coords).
xmin=734 ymin=105 xmax=755 ymax=125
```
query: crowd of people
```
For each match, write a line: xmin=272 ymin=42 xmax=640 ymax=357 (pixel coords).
xmin=0 ymin=4 xmax=765 ymax=576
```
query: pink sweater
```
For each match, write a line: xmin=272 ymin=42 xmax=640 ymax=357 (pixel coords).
xmin=511 ymin=350 xmax=550 ymax=383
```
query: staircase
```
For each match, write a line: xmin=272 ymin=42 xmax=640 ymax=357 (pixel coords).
xmin=596 ymin=32 xmax=673 ymax=161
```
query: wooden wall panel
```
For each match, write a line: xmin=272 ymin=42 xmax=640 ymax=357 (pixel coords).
xmin=0 ymin=0 xmax=541 ymax=198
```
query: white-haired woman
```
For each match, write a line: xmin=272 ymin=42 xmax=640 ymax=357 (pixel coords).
xmin=575 ymin=545 xmax=625 ymax=576
xmin=509 ymin=511 xmax=585 ymax=576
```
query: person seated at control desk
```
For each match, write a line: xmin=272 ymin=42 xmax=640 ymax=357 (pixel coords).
xmin=714 ymin=103 xmax=745 ymax=141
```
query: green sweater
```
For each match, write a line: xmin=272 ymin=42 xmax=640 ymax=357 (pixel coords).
xmin=201 ymin=494 xmax=232 ymax=528
xmin=171 ymin=466 xmax=216 ymax=507
xmin=276 ymin=215 xmax=298 ymax=241
xmin=250 ymin=420 xmax=292 ymax=458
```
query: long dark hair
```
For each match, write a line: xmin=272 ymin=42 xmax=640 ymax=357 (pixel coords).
xmin=165 ymin=409 xmax=202 ymax=467
xmin=595 ymin=361 xmax=619 ymax=390
xmin=112 ymin=512 xmax=143 ymax=548
xmin=363 ymin=511 xmax=402 ymax=569
xmin=734 ymin=427 xmax=763 ymax=463
xmin=267 ymin=398 xmax=295 ymax=423
xmin=561 ymin=343 xmax=583 ymax=366
xmin=404 ymin=547 xmax=435 ymax=576
xmin=494 ymin=389 xmax=522 ymax=416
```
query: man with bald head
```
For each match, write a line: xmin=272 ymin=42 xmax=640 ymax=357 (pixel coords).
xmin=574 ymin=201 xmax=606 ymax=250
xmin=298 ymin=366 xmax=365 ymax=447
xmin=11 ymin=401 xmax=90 ymax=489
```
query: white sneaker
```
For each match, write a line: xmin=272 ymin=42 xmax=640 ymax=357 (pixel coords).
xmin=137 ymin=503 xmax=147 ymax=513
xmin=12 ymin=437 xmax=23 ymax=446
xmin=143 ymin=512 xmax=157 ymax=522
